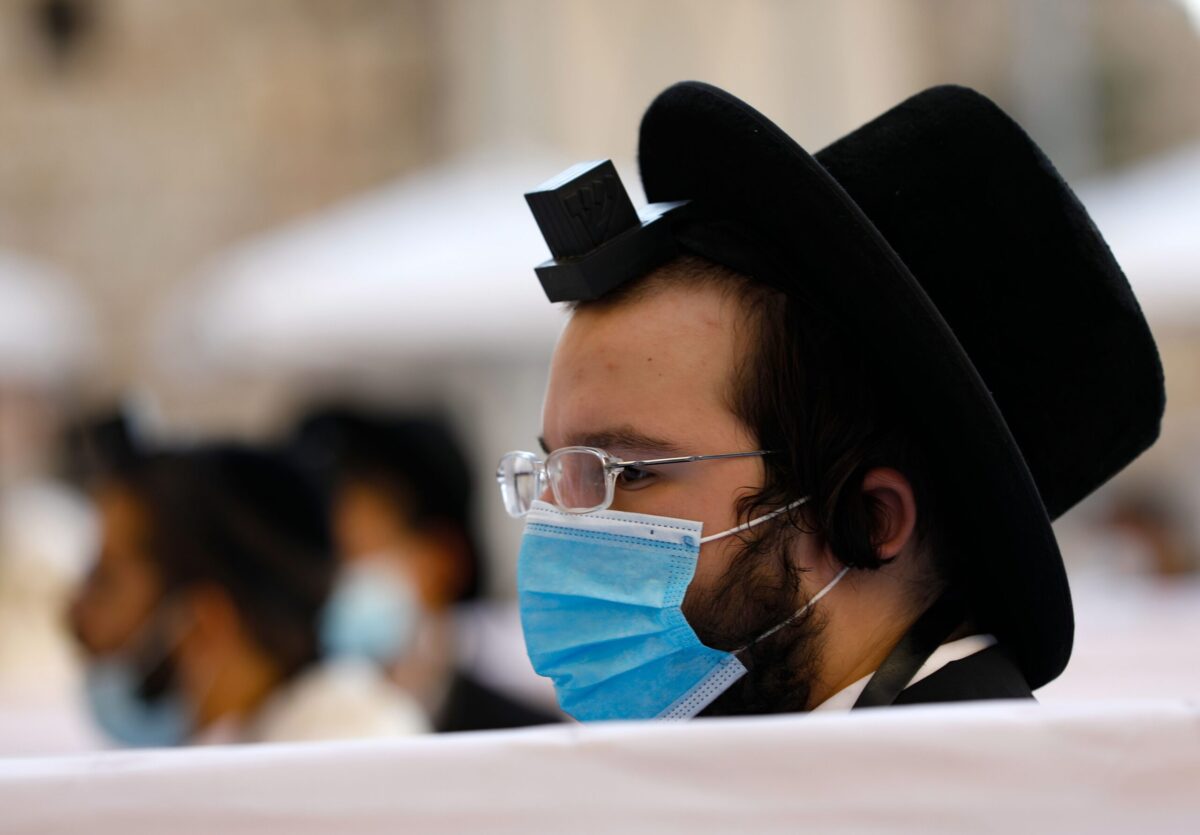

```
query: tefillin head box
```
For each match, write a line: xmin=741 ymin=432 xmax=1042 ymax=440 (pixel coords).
xmin=525 ymin=160 xmax=690 ymax=302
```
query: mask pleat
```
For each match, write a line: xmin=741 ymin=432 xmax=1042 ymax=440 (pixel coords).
xmin=555 ymin=643 xmax=736 ymax=721
xmin=519 ymin=591 xmax=684 ymax=651
xmin=518 ymin=527 xmax=695 ymax=609
xmin=528 ymin=622 xmax=698 ymax=685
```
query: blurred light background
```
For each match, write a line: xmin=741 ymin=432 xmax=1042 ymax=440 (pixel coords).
xmin=0 ymin=0 xmax=1197 ymax=754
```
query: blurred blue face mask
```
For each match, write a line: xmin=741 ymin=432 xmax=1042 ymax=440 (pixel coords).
xmin=518 ymin=499 xmax=848 ymax=722
xmin=83 ymin=609 xmax=195 ymax=748
xmin=319 ymin=558 xmax=419 ymax=664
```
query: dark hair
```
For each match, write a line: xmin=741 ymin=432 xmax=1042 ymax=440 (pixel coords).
xmin=578 ymin=254 xmax=950 ymax=580
xmin=119 ymin=445 xmax=335 ymax=679
xmin=291 ymin=406 xmax=484 ymax=602
xmin=61 ymin=409 xmax=142 ymax=488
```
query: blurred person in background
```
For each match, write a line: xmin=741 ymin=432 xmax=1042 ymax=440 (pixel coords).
xmin=68 ymin=424 xmax=427 ymax=747
xmin=1102 ymin=491 xmax=1197 ymax=578
xmin=293 ymin=406 xmax=559 ymax=733
xmin=0 ymin=383 xmax=98 ymax=755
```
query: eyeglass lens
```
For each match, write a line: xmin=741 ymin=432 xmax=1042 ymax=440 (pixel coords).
xmin=500 ymin=453 xmax=541 ymax=517
xmin=546 ymin=448 xmax=609 ymax=512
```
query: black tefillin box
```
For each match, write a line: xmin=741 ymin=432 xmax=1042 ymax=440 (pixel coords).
xmin=525 ymin=160 xmax=691 ymax=303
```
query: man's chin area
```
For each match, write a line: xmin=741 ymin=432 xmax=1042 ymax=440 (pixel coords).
xmin=683 ymin=560 xmax=827 ymax=717
xmin=696 ymin=616 xmax=825 ymax=717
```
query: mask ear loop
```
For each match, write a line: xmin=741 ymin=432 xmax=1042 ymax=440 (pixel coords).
xmin=698 ymin=496 xmax=810 ymax=544
xmin=734 ymin=566 xmax=850 ymax=656
xmin=693 ymin=495 xmax=848 ymax=655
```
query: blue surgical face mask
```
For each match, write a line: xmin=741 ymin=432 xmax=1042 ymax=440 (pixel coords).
xmin=517 ymin=499 xmax=848 ymax=722
xmin=320 ymin=557 xmax=419 ymax=664
xmin=82 ymin=609 xmax=195 ymax=748
xmin=84 ymin=658 xmax=193 ymax=748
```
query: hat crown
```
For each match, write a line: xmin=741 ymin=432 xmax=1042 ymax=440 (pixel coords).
xmin=641 ymin=82 xmax=1165 ymax=521
xmin=812 ymin=86 xmax=1164 ymax=518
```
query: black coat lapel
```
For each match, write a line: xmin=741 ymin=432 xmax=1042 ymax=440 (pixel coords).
xmin=892 ymin=645 xmax=1035 ymax=706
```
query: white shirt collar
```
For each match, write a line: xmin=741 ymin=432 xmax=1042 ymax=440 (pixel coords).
xmin=811 ymin=633 xmax=998 ymax=713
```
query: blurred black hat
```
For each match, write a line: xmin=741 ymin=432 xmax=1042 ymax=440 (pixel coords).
xmin=127 ymin=444 xmax=335 ymax=676
xmin=292 ymin=406 xmax=484 ymax=601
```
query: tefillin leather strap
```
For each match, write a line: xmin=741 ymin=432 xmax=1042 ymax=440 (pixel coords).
xmin=852 ymin=592 xmax=967 ymax=709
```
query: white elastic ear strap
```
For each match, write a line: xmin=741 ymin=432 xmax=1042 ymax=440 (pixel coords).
xmin=699 ymin=496 xmax=809 ymax=544
xmin=735 ymin=565 xmax=851 ymax=654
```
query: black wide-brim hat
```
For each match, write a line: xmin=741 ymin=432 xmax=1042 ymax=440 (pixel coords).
xmin=631 ymin=82 xmax=1165 ymax=689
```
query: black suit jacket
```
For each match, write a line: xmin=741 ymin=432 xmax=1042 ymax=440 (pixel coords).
xmin=890 ymin=645 xmax=1035 ymax=706
xmin=434 ymin=671 xmax=563 ymax=733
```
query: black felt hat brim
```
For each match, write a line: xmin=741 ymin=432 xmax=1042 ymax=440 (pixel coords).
xmin=638 ymin=82 xmax=1077 ymax=689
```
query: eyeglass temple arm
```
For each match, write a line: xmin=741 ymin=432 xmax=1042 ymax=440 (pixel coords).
xmin=606 ymin=450 xmax=773 ymax=470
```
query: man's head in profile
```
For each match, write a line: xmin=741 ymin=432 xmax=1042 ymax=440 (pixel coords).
xmin=500 ymin=82 xmax=1164 ymax=720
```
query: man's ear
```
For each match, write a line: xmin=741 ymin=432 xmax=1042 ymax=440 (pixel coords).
xmin=861 ymin=467 xmax=918 ymax=562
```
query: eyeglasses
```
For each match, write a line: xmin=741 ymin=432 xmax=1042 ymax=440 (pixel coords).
xmin=496 ymin=446 xmax=774 ymax=518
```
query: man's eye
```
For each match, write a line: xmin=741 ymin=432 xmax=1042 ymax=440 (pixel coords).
xmin=616 ymin=466 xmax=656 ymax=489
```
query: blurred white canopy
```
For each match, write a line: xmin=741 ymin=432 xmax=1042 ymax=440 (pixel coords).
xmin=0 ymin=251 xmax=93 ymax=383
xmin=156 ymin=154 xmax=584 ymax=378
xmin=159 ymin=144 xmax=1200 ymax=381
xmin=1077 ymin=143 xmax=1200 ymax=327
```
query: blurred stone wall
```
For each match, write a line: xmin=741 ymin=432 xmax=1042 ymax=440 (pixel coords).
xmin=0 ymin=0 xmax=1197 ymax=405
xmin=920 ymin=0 xmax=1200 ymax=172
xmin=0 ymin=0 xmax=436 ymax=393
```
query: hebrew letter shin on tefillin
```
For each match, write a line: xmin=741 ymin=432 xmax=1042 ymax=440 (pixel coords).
xmin=525 ymin=160 xmax=640 ymax=260
xmin=564 ymin=172 xmax=625 ymax=248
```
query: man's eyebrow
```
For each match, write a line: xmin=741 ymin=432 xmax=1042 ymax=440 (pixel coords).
xmin=548 ymin=427 xmax=682 ymax=456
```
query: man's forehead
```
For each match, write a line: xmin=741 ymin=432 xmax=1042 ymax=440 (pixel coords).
xmin=541 ymin=282 xmax=749 ymax=453
xmin=538 ymin=426 xmax=681 ymax=455
xmin=557 ymin=281 xmax=737 ymax=367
